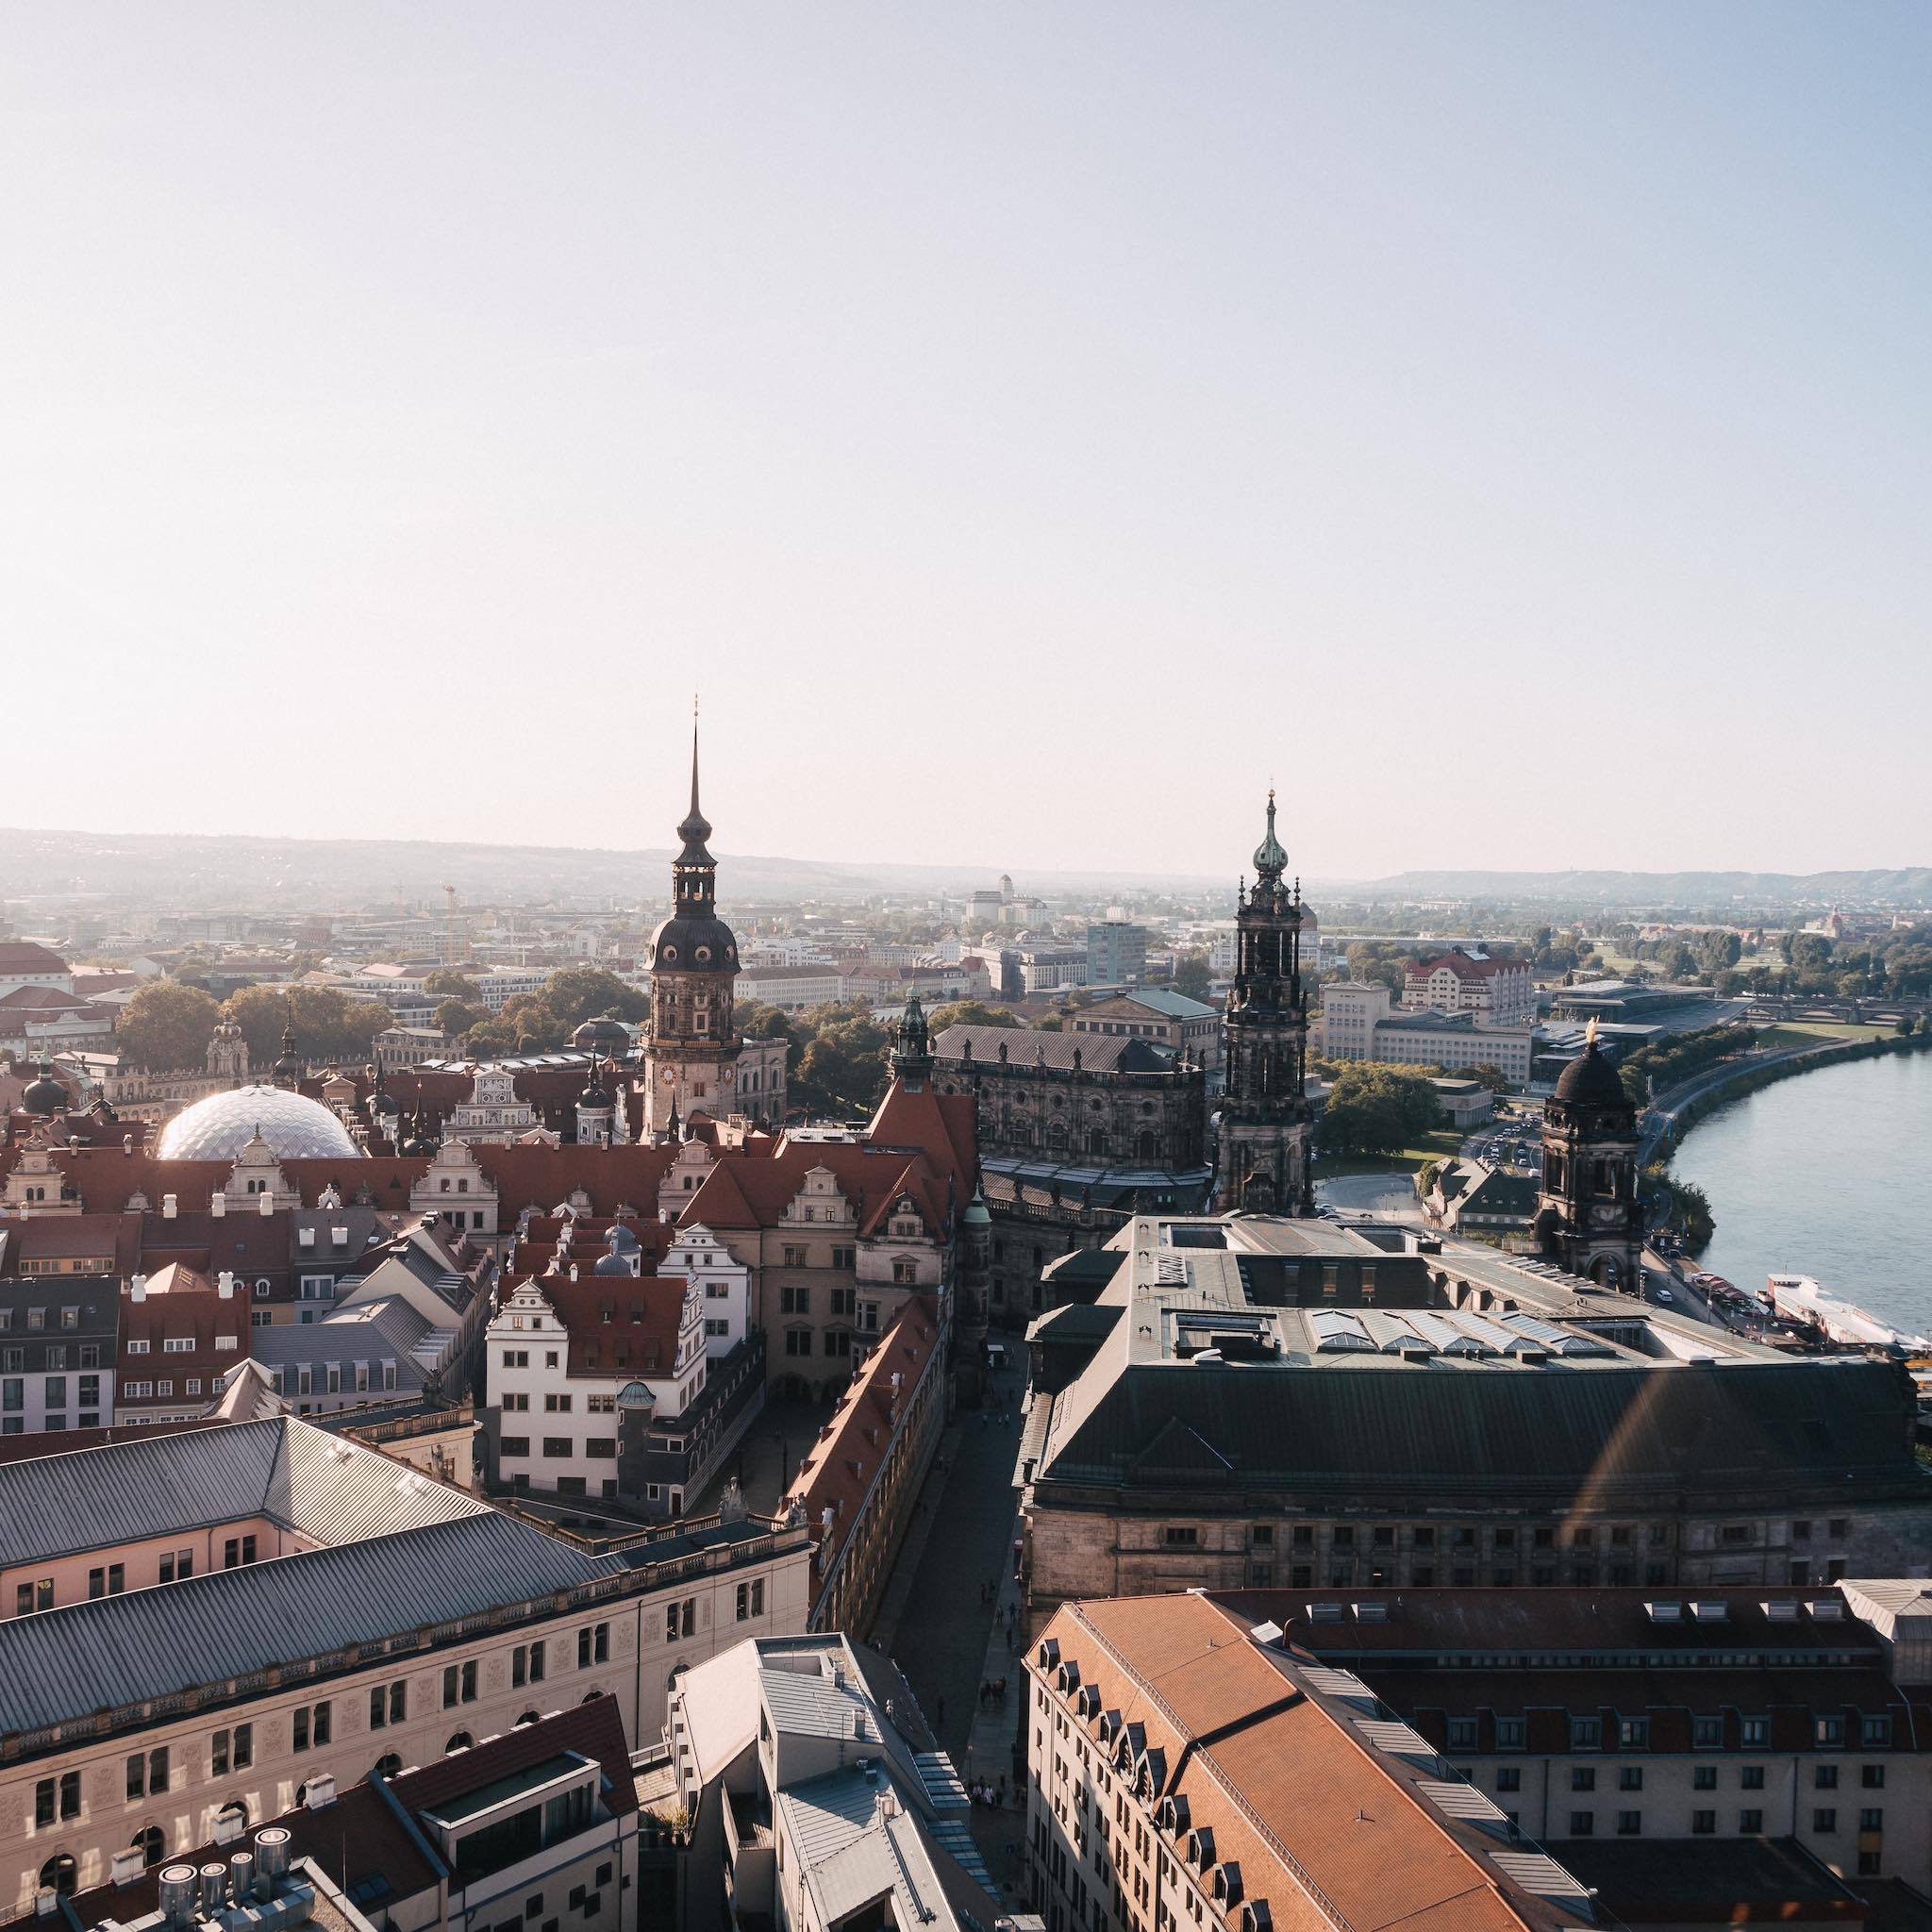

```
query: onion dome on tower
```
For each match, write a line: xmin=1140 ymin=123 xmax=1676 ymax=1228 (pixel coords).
xmin=1554 ymin=1032 xmax=1629 ymax=1107
xmin=272 ymin=1004 xmax=303 ymax=1091
xmin=22 ymin=1058 xmax=70 ymax=1117
xmin=648 ymin=713 xmax=740 ymax=980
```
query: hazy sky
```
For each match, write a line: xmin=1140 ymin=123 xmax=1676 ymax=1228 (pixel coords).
xmin=5 ymin=5 xmax=1928 ymax=881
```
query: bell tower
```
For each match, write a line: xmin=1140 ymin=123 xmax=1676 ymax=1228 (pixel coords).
xmin=642 ymin=708 xmax=746 ymax=1138
xmin=1212 ymin=791 xmax=1314 ymax=1215
xmin=1535 ymin=1023 xmax=1645 ymax=1291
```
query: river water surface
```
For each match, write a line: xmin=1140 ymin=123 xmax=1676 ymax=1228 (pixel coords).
xmin=1673 ymin=1046 xmax=1932 ymax=1338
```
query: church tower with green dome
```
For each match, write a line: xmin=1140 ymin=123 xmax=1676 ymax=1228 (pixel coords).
xmin=1211 ymin=791 xmax=1314 ymax=1214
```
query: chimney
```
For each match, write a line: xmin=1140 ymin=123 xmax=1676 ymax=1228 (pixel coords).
xmin=252 ymin=1827 xmax=291 ymax=1899
xmin=162 ymin=1192 xmax=177 ymax=1219
xmin=130 ymin=1274 xmax=147 ymax=1303
xmin=108 ymin=1848 xmax=145 ymax=1889
xmin=157 ymin=1866 xmax=198 ymax=1928
xmin=303 ymin=1774 xmax=336 ymax=1810
xmin=210 ymin=1192 xmax=226 ymax=1219
xmin=217 ymin=1272 xmax=236 ymax=1300
xmin=259 ymin=1190 xmax=275 ymax=1217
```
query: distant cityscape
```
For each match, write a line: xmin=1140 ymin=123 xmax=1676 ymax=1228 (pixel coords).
xmin=1 ymin=747 xmax=1930 ymax=1932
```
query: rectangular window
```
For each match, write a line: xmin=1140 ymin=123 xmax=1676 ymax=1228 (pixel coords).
xmin=1740 ymin=1808 xmax=1764 ymax=1833
xmin=1693 ymin=1716 xmax=1723 ymax=1747
xmin=1694 ymin=1766 xmax=1717 ymax=1790
xmin=1816 ymin=1764 xmax=1839 ymax=1790
xmin=1496 ymin=1718 xmax=1524 ymax=1749
xmin=1162 ymin=1526 xmax=1197 ymax=1547
xmin=1814 ymin=1809 xmax=1838 ymax=1833
xmin=1692 ymin=1809 xmax=1716 ymax=1835
xmin=1496 ymin=1768 xmax=1521 ymax=1792
xmin=1617 ymin=1810 xmax=1641 ymax=1837
xmin=1572 ymin=1768 xmax=1595 ymax=1792
xmin=1619 ymin=1718 xmax=1649 ymax=1749
xmin=1620 ymin=1767 xmax=1643 ymax=1791
xmin=1742 ymin=1766 xmax=1766 ymax=1790
xmin=1569 ymin=1811 xmax=1594 ymax=1837
xmin=1862 ymin=1765 xmax=1886 ymax=1790
xmin=444 ymin=1660 xmax=478 ymax=1706
xmin=542 ymin=1436 xmax=572 ymax=1458
xmin=1571 ymin=1718 xmax=1600 ymax=1750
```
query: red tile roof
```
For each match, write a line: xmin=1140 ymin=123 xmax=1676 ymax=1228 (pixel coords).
xmin=523 ymin=1272 xmax=691 ymax=1377
xmin=1039 ymin=1593 xmax=1573 ymax=1932
xmin=785 ymin=1294 xmax=940 ymax=1581
xmin=866 ymin=1081 xmax=979 ymax=1190
xmin=120 ymin=1263 xmax=251 ymax=1380
xmin=0 ymin=942 xmax=70 ymax=975
xmin=1407 ymin=952 xmax=1525 ymax=982
xmin=683 ymin=1137 xmax=953 ymax=1239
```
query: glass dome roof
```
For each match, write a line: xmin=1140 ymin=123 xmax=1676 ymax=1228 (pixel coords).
xmin=157 ymin=1084 xmax=365 ymax=1162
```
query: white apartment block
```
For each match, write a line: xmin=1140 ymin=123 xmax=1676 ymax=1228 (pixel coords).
xmin=1403 ymin=949 xmax=1537 ymax=1027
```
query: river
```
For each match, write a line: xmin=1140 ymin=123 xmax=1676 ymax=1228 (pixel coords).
xmin=1672 ymin=1046 xmax=1932 ymax=1337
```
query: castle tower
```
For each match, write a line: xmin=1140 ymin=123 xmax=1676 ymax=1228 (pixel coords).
xmin=1212 ymin=791 xmax=1313 ymax=1215
xmin=575 ymin=1058 xmax=617 ymax=1148
xmin=272 ymin=1003 xmax=302 ymax=1091
xmin=207 ymin=1018 xmax=250 ymax=1086
xmin=889 ymin=988 xmax=934 ymax=1093
xmin=1535 ymin=1024 xmax=1645 ymax=1291
xmin=642 ymin=712 xmax=747 ymax=1138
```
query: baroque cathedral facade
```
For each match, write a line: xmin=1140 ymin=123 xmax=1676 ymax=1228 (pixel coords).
xmin=1211 ymin=791 xmax=1315 ymax=1213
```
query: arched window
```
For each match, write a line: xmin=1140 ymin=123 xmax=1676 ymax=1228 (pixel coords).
xmin=1136 ymin=1131 xmax=1157 ymax=1162
xmin=515 ymin=1710 xmax=541 ymax=1727
xmin=1087 ymin=1128 xmax=1106 ymax=1157
xmin=444 ymin=1731 xmax=474 ymax=1755
xmin=131 ymin=1826 xmax=166 ymax=1868
xmin=372 ymin=1754 xmax=402 ymax=1781
xmin=39 ymin=1857 xmax=76 ymax=1899
xmin=1045 ymin=1124 xmax=1067 ymax=1153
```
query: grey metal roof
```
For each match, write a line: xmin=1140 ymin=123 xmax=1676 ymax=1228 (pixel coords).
xmin=936 ymin=1024 xmax=1177 ymax=1075
xmin=0 ymin=1416 xmax=479 ymax=1569
xmin=249 ymin=1298 xmax=435 ymax=1367
xmin=0 ymin=1509 xmax=611 ymax=1734
xmin=1039 ymin=1348 xmax=1927 ymax=1503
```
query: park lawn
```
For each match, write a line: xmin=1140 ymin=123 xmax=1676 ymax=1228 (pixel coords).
xmin=1756 ymin=1022 xmax=1890 ymax=1050
xmin=1313 ymin=1126 xmax=1463 ymax=1178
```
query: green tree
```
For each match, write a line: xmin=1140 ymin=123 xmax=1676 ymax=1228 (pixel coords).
xmin=423 ymin=969 xmax=483 ymax=1002
xmin=538 ymin=968 xmax=649 ymax=1029
xmin=928 ymin=1000 xmax=1020 ymax=1032
xmin=789 ymin=1004 xmax=893 ymax=1114
xmin=224 ymin=985 xmax=393 ymax=1067
xmin=736 ymin=1000 xmax=795 ymax=1042
xmin=436 ymin=998 xmax=485 ymax=1038
xmin=1319 ymin=1063 xmax=1439 ymax=1156
xmin=1172 ymin=952 xmax=1212 ymax=1000
xmin=115 ymin=981 xmax=223 ymax=1072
